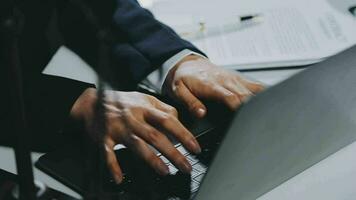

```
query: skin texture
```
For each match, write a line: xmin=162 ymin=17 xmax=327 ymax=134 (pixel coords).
xmin=163 ymin=55 xmax=265 ymax=117
xmin=71 ymin=55 xmax=264 ymax=184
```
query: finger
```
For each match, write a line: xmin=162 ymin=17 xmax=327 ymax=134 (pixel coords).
xmin=145 ymin=108 xmax=201 ymax=154
xmin=195 ymin=84 xmax=241 ymax=110
xmin=224 ymin=82 xmax=252 ymax=103
xmin=126 ymin=118 xmax=192 ymax=173
xmin=150 ymin=97 xmax=179 ymax=118
xmin=238 ymin=77 xmax=265 ymax=94
xmin=105 ymin=138 xmax=123 ymax=184
xmin=173 ymin=81 xmax=207 ymax=118
xmin=245 ymin=81 xmax=265 ymax=94
xmin=124 ymin=134 xmax=169 ymax=176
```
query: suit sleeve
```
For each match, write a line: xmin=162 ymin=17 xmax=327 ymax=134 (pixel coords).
xmin=58 ymin=0 xmax=206 ymax=87
xmin=111 ymin=0 xmax=206 ymax=67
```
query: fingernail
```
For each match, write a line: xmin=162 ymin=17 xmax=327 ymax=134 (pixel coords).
xmin=181 ymin=160 xmax=192 ymax=173
xmin=196 ymin=108 xmax=206 ymax=117
xmin=189 ymin=140 xmax=201 ymax=154
xmin=157 ymin=163 xmax=170 ymax=176
xmin=114 ymin=174 xmax=123 ymax=184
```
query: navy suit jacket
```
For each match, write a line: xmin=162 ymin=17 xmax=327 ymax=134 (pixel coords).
xmin=1 ymin=0 xmax=204 ymax=150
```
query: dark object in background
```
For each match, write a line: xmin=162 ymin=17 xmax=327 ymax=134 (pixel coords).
xmin=0 ymin=169 xmax=78 ymax=200
xmin=350 ymin=6 xmax=356 ymax=16
xmin=1 ymin=2 xmax=100 ymax=199
xmin=1 ymin=4 xmax=37 ymax=199
xmin=0 ymin=169 xmax=18 ymax=200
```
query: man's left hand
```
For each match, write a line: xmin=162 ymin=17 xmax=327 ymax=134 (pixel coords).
xmin=163 ymin=55 xmax=265 ymax=118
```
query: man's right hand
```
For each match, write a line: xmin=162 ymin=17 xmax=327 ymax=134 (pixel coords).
xmin=70 ymin=88 xmax=201 ymax=184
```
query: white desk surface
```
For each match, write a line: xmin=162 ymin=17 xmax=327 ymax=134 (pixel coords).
xmin=2 ymin=0 xmax=356 ymax=199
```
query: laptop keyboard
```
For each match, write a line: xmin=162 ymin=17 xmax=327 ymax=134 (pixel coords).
xmin=161 ymin=144 xmax=208 ymax=195
xmin=159 ymin=128 xmax=224 ymax=200
xmin=82 ymin=101 xmax=231 ymax=199
xmin=103 ymin=127 xmax=224 ymax=200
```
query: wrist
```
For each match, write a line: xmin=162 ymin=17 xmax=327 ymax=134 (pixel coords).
xmin=70 ymin=88 xmax=97 ymax=121
xmin=176 ymin=54 xmax=205 ymax=66
xmin=173 ymin=54 xmax=208 ymax=74
xmin=163 ymin=55 xmax=208 ymax=91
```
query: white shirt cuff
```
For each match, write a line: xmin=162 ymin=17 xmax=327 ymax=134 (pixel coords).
xmin=144 ymin=49 xmax=206 ymax=93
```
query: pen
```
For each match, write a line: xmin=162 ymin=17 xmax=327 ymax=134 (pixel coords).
xmin=178 ymin=14 xmax=264 ymax=40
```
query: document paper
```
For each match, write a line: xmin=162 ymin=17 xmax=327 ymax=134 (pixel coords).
xmin=158 ymin=0 xmax=356 ymax=69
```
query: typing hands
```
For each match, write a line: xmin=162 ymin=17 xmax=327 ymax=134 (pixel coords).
xmin=163 ymin=55 xmax=265 ymax=118
xmin=71 ymin=56 xmax=264 ymax=184
xmin=71 ymin=89 xmax=200 ymax=184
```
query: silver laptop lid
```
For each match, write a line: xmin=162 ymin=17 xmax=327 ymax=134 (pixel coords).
xmin=195 ymin=46 xmax=356 ymax=200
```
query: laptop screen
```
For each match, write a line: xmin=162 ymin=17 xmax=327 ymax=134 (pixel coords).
xmin=195 ymin=46 xmax=356 ymax=200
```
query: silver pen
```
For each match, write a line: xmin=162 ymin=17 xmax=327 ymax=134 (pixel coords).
xmin=178 ymin=14 xmax=264 ymax=40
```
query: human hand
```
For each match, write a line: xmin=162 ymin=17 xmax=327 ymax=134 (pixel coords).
xmin=163 ymin=55 xmax=265 ymax=118
xmin=71 ymin=88 xmax=201 ymax=184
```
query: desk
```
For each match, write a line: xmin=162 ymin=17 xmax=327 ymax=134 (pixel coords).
xmin=1 ymin=0 xmax=355 ymax=198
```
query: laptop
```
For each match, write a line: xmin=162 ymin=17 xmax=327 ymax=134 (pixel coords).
xmin=36 ymin=45 xmax=356 ymax=200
